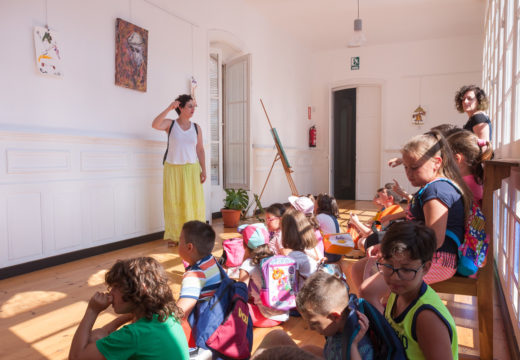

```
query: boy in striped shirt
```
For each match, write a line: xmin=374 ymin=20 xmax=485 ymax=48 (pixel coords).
xmin=177 ymin=220 xmax=222 ymax=319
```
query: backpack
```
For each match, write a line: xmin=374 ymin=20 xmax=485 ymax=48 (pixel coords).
xmin=259 ymin=255 xmax=299 ymax=311
xmin=344 ymin=294 xmax=406 ymax=360
xmin=188 ymin=264 xmax=253 ymax=360
xmin=162 ymin=120 xmax=199 ymax=165
xmin=222 ymin=237 xmax=246 ymax=267
xmin=417 ymin=178 xmax=489 ymax=276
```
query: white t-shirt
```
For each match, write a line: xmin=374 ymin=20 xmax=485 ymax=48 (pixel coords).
xmin=316 ymin=213 xmax=338 ymax=235
xmin=165 ymin=121 xmax=199 ymax=164
xmin=239 ymin=258 xmax=289 ymax=321
xmin=288 ymin=250 xmax=318 ymax=279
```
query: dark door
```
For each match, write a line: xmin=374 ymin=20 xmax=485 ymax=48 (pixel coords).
xmin=333 ymin=88 xmax=356 ymax=200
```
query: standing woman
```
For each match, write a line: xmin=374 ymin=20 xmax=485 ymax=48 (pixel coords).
xmin=152 ymin=95 xmax=206 ymax=247
xmin=454 ymin=85 xmax=492 ymax=142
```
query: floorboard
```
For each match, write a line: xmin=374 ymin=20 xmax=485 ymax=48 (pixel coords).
xmin=0 ymin=200 xmax=511 ymax=359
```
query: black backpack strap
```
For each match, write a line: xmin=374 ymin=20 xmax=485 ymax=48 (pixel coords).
xmin=162 ymin=120 xmax=175 ymax=165
xmin=194 ymin=122 xmax=199 ymax=135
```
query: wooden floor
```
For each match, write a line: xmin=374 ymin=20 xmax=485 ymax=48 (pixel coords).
xmin=0 ymin=200 xmax=511 ymax=359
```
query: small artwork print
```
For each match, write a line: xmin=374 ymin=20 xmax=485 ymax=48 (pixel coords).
xmin=34 ymin=26 xmax=63 ymax=77
xmin=115 ymin=18 xmax=148 ymax=92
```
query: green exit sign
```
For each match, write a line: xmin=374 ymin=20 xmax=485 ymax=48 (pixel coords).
xmin=351 ymin=57 xmax=360 ymax=70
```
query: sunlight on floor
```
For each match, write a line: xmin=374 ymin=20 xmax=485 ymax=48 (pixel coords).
xmin=0 ymin=291 xmax=67 ymax=318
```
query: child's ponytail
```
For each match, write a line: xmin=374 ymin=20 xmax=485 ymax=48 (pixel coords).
xmin=250 ymin=244 xmax=274 ymax=265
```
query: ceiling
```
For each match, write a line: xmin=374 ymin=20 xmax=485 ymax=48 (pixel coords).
xmin=244 ymin=0 xmax=487 ymax=51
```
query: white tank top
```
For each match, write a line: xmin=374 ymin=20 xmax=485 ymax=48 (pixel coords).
xmin=165 ymin=121 xmax=198 ymax=164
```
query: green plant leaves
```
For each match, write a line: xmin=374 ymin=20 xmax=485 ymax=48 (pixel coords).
xmin=223 ymin=188 xmax=249 ymax=210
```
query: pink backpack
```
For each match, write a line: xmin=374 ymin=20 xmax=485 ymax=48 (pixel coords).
xmin=259 ymin=255 xmax=299 ymax=310
xmin=222 ymin=237 xmax=245 ymax=267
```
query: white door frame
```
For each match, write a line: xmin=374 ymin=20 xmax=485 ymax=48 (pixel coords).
xmin=328 ymin=79 xmax=386 ymax=197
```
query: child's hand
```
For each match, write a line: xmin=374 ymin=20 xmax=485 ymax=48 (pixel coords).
xmin=366 ymin=244 xmax=381 ymax=258
xmin=392 ymin=179 xmax=410 ymax=200
xmin=352 ymin=311 xmax=369 ymax=345
xmin=388 ymin=157 xmax=403 ymax=167
xmin=88 ymin=292 xmax=113 ymax=313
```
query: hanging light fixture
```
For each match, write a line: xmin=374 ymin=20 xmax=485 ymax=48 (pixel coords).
xmin=348 ymin=0 xmax=366 ymax=47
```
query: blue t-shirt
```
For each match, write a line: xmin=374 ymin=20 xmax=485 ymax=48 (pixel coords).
xmin=324 ymin=314 xmax=373 ymax=360
xmin=408 ymin=179 xmax=464 ymax=255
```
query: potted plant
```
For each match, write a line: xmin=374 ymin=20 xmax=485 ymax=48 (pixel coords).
xmin=221 ymin=188 xmax=249 ymax=228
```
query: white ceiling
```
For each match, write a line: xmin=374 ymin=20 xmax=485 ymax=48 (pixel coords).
xmin=244 ymin=0 xmax=487 ymax=51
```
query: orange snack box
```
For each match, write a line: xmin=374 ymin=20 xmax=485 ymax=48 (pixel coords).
xmin=323 ymin=233 xmax=355 ymax=255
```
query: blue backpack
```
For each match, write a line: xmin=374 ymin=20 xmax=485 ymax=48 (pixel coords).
xmin=344 ymin=294 xmax=406 ymax=360
xmin=188 ymin=264 xmax=253 ymax=360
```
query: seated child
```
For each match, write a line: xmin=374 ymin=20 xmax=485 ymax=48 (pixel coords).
xmin=177 ymin=220 xmax=222 ymax=319
xmin=252 ymin=272 xmax=368 ymax=359
xmin=349 ymin=185 xmax=404 ymax=250
xmin=265 ymin=203 xmax=286 ymax=255
xmin=69 ymin=257 xmax=189 ymax=360
xmin=315 ymin=193 xmax=342 ymax=262
xmin=238 ymin=223 xmax=289 ymax=327
xmin=282 ymin=207 xmax=321 ymax=278
xmin=447 ymin=129 xmax=493 ymax=206
xmin=370 ymin=221 xmax=458 ymax=359
xmin=288 ymin=196 xmax=325 ymax=260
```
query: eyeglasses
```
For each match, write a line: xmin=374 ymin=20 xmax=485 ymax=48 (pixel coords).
xmin=185 ymin=104 xmax=197 ymax=109
xmin=376 ymin=261 xmax=424 ymax=281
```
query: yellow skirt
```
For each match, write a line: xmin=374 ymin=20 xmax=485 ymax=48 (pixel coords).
xmin=163 ymin=162 xmax=206 ymax=242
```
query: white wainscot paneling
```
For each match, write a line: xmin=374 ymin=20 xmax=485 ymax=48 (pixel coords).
xmin=81 ymin=151 xmax=129 ymax=172
xmin=356 ymin=170 xmax=379 ymax=200
xmin=91 ymin=187 xmax=115 ymax=242
xmin=7 ymin=193 xmax=42 ymax=260
xmin=134 ymin=152 xmax=164 ymax=170
xmin=115 ymin=185 xmax=137 ymax=236
xmin=148 ymin=182 xmax=164 ymax=231
xmin=7 ymin=149 xmax=71 ymax=174
xmin=53 ymin=191 xmax=82 ymax=251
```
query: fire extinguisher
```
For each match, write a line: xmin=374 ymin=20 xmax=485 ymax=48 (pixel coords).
xmin=309 ymin=125 xmax=317 ymax=148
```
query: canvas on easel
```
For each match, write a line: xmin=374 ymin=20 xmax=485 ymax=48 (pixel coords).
xmin=258 ymin=99 xmax=299 ymax=199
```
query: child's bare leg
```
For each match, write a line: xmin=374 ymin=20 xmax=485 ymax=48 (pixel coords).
xmin=345 ymin=257 xmax=369 ymax=295
xmin=359 ymin=272 xmax=389 ymax=313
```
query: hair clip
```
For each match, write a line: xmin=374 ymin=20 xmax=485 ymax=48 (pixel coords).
xmin=477 ymin=139 xmax=487 ymax=147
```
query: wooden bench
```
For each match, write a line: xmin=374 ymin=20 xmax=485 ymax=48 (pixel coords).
xmin=431 ymin=159 xmax=520 ymax=360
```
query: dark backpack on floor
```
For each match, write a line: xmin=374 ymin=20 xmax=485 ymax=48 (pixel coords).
xmin=345 ymin=294 xmax=406 ymax=360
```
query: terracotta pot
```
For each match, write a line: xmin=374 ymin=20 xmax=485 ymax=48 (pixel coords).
xmin=221 ymin=208 xmax=241 ymax=228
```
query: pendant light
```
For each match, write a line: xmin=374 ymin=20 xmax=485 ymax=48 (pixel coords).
xmin=348 ymin=0 xmax=366 ymax=47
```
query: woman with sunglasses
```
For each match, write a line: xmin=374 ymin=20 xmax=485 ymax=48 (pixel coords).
xmin=152 ymin=94 xmax=206 ymax=247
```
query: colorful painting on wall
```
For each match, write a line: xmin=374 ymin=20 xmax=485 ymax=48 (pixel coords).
xmin=115 ymin=18 xmax=148 ymax=92
xmin=34 ymin=26 xmax=63 ymax=77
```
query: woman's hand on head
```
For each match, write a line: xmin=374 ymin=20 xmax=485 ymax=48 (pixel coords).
xmin=88 ymin=292 xmax=112 ymax=314
xmin=169 ymin=100 xmax=180 ymax=112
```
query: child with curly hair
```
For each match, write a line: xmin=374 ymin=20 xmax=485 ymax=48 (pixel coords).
xmin=69 ymin=257 xmax=189 ymax=360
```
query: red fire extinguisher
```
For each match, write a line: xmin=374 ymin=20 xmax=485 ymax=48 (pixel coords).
xmin=309 ymin=125 xmax=317 ymax=148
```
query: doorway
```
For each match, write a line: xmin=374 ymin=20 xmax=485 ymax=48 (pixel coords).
xmin=333 ymin=88 xmax=356 ymax=200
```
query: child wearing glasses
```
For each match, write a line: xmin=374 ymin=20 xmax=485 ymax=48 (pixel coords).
xmin=375 ymin=221 xmax=458 ymax=360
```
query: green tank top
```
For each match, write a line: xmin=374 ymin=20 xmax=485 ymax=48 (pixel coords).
xmin=385 ymin=282 xmax=458 ymax=360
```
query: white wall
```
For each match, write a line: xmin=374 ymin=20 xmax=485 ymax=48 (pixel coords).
xmin=0 ymin=0 xmax=313 ymax=268
xmin=310 ymin=35 xmax=483 ymax=197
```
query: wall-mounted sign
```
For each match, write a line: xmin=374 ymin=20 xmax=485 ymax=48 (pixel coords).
xmin=351 ymin=56 xmax=360 ymax=70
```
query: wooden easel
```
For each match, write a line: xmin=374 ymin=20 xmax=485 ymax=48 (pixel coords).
xmin=256 ymin=99 xmax=299 ymax=203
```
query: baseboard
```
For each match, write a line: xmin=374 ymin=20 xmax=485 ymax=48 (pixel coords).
xmin=0 ymin=231 xmax=163 ymax=280
xmin=495 ymin=265 xmax=520 ymax=360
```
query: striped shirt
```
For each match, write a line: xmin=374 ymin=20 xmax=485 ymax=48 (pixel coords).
xmin=179 ymin=255 xmax=222 ymax=300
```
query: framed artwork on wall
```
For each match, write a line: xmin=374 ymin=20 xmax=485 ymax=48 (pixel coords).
xmin=115 ymin=18 xmax=148 ymax=92
xmin=34 ymin=26 xmax=63 ymax=77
